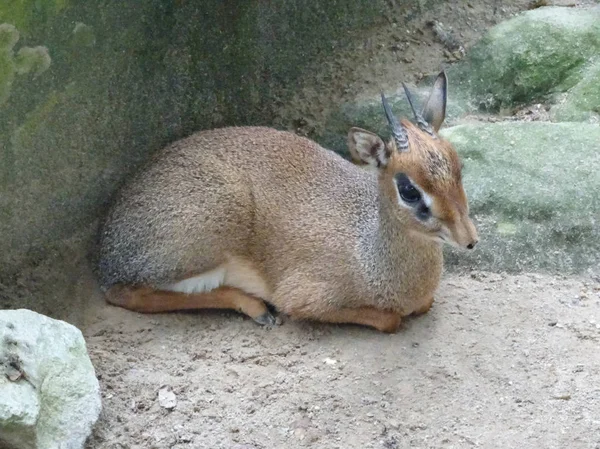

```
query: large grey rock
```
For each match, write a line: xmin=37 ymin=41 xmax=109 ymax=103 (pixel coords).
xmin=0 ymin=309 xmax=101 ymax=449
xmin=449 ymin=6 xmax=600 ymax=112
xmin=550 ymin=59 xmax=600 ymax=123
xmin=317 ymin=120 xmax=600 ymax=274
xmin=440 ymin=121 xmax=600 ymax=274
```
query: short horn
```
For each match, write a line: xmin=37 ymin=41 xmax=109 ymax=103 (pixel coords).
xmin=402 ymin=83 xmax=435 ymax=137
xmin=381 ymin=92 xmax=409 ymax=151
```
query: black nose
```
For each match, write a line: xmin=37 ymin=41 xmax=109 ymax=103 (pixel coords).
xmin=467 ymin=241 xmax=477 ymax=250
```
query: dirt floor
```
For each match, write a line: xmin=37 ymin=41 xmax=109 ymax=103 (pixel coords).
xmin=83 ymin=271 xmax=600 ymax=449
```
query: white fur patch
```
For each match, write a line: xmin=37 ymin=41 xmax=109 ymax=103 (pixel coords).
xmin=421 ymin=190 xmax=433 ymax=207
xmin=164 ymin=266 xmax=227 ymax=294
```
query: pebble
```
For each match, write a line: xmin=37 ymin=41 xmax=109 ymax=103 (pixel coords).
xmin=158 ymin=388 xmax=177 ymax=410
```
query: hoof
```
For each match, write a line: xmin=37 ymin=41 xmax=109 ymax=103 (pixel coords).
xmin=254 ymin=311 xmax=278 ymax=327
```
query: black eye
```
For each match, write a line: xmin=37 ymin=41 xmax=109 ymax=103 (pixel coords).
xmin=399 ymin=183 xmax=421 ymax=203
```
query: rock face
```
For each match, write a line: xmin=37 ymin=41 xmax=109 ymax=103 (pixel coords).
xmin=550 ymin=60 xmax=600 ymax=123
xmin=0 ymin=309 xmax=101 ymax=449
xmin=440 ymin=122 xmax=600 ymax=274
xmin=450 ymin=6 xmax=600 ymax=113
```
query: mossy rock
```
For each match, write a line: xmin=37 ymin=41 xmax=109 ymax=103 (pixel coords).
xmin=550 ymin=59 xmax=600 ymax=123
xmin=449 ymin=6 xmax=600 ymax=111
xmin=440 ymin=122 xmax=600 ymax=274
xmin=0 ymin=0 xmax=70 ymax=34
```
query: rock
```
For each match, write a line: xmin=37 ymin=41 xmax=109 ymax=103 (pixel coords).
xmin=0 ymin=24 xmax=51 ymax=107
xmin=449 ymin=6 xmax=600 ymax=111
xmin=0 ymin=309 xmax=101 ymax=449
xmin=440 ymin=122 xmax=600 ymax=274
xmin=550 ymin=60 xmax=600 ymax=123
xmin=158 ymin=387 xmax=177 ymax=410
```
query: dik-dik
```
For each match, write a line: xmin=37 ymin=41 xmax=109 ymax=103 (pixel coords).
xmin=97 ymin=72 xmax=478 ymax=333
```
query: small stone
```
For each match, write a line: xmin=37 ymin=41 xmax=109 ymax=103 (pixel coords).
xmin=158 ymin=388 xmax=177 ymax=410
xmin=323 ymin=357 xmax=337 ymax=365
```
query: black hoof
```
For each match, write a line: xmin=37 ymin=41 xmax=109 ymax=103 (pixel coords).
xmin=254 ymin=311 xmax=277 ymax=327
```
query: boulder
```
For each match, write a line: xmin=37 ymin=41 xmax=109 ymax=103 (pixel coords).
xmin=449 ymin=6 xmax=600 ymax=111
xmin=0 ymin=309 xmax=101 ymax=449
xmin=440 ymin=121 xmax=600 ymax=274
xmin=550 ymin=59 xmax=600 ymax=123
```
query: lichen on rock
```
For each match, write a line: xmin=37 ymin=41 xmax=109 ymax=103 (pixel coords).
xmin=0 ymin=309 xmax=101 ymax=449
xmin=0 ymin=23 xmax=51 ymax=106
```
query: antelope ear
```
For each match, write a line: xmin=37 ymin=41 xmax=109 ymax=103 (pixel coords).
xmin=421 ymin=71 xmax=448 ymax=132
xmin=347 ymin=127 xmax=390 ymax=168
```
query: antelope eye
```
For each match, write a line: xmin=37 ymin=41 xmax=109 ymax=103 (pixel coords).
xmin=397 ymin=179 xmax=421 ymax=203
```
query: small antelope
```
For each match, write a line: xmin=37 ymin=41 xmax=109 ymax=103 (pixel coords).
xmin=97 ymin=71 xmax=478 ymax=333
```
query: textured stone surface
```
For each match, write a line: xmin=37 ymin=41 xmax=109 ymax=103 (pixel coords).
xmin=440 ymin=122 xmax=600 ymax=274
xmin=0 ymin=309 xmax=101 ymax=449
xmin=550 ymin=59 xmax=600 ymax=123
xmin=319 ymin=83 xmax=471 ymax=160
xmin=449 ymin=6 xmax=600 ymax=111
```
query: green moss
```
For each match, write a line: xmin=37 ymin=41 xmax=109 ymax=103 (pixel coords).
xmin=0 ymin=24 xmax=18 ymax=105
xmin=12 ymin=90 xmax=61 ymax=150
xmin=71 ymin=22 xmax=95 ymax=48
xmin=0 ymin=24 xmax=51 ymax=106
xmin=550 ymin=59 xmax=600 ymax=122
xmin=441 ymin=122 xmax=600 ymax=274
xmin=450 ymin=6 xmax=600 ymax=110
xmin=14 ymin=46 xmax=51 ymax=76
xmin=0 ymin=0 xmax=70 ymax=34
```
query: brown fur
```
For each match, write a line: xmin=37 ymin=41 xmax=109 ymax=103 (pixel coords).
xmin=386 ymin=121 xmax=477 ymax=247
xmin=97 ymin=88 xmax=477 ymax=332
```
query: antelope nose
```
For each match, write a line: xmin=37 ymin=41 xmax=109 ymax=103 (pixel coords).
xmin=467 ymin=240 xmax=478 ymax=250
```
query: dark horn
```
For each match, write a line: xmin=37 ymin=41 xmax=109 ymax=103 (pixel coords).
xmin=381 ymin=92 xmax=409 ymax=151
xmin=402 ymin=83 xmax=435 ymax=137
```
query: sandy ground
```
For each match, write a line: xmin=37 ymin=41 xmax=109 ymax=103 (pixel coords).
xmin=83 ymin=271 xmax=600 ymax=449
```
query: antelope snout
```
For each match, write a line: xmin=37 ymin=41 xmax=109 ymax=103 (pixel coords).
xmin=448 ymin=215 xmax=479 ymax=250
xmin=463 ymin=216 xmax=479 ymax=250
